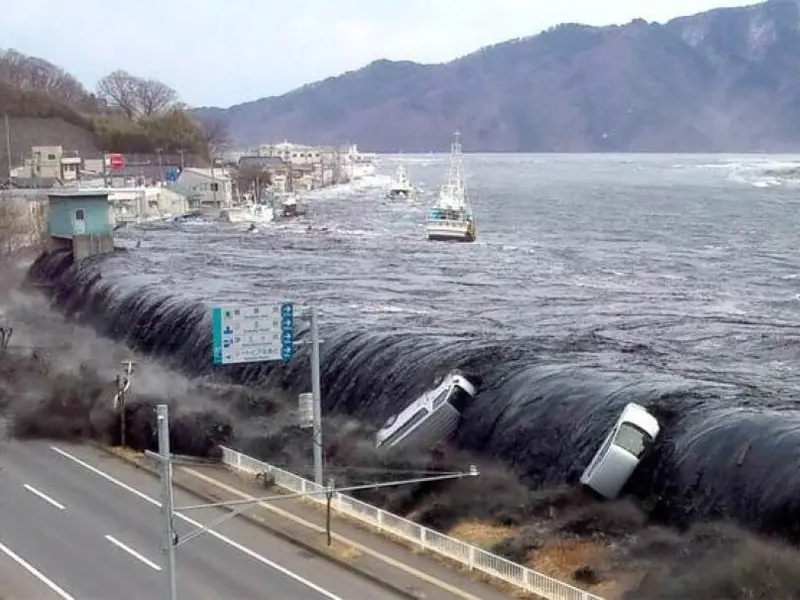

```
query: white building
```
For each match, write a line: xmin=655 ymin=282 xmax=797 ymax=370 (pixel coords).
xmin=175 ymin=167 xmax=232 ymax=208
xmin=11 ymin=146 xmax=85 ymax=182
xmin=257 ymin=141 xmax=323 ymax=166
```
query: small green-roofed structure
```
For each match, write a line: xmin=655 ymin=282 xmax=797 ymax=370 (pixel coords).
xmin=47 ymin=190 xmax=115 ymax=260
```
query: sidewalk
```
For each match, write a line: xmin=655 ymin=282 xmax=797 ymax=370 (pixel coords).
xmin=114 ymin=447 xmax=529 ymax=600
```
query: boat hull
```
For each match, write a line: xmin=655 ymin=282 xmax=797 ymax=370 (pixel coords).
xmin=387 ymin=188 xmax=415 ymax=199
xmin=425 ymin=220 xmax=476 ymax=242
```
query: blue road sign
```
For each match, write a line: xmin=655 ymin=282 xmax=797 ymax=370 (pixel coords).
xmin=279 ymin=301 xmax=294 ymax=362
xmin=211 ymin=302 xmax=294 ymax=365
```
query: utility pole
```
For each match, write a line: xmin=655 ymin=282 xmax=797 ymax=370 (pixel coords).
xmin=0 ymin=324 xmax=12 ymax=356
xmin=4 ymin=114 xmax=11 ymax=190
xmin=325 ymin=477 xmax=334 ymax=546
xmin=156 ymin=148 xmax=164 ymax=182
xmin=156 ymin=404 xmax=178 ymax=600
xmin=115 ymin=360 xmax=135 ymax=448
xmin=309 ymin=307 xmax=323 ymax=486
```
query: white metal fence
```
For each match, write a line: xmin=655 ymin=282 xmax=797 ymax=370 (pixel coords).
xmin=220 ymin=446 xmax=605 ymax=600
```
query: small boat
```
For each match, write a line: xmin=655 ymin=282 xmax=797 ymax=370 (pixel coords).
xmin=220 ymin=202 xmax=274 ymax=228
xmin=425 ymin=130 xmax=476 ymax=242
xmin=280 ymin=195 xmax=307 ymax=218
xmin=386 ymin=165 xmax=417 ymax=200
xmin=375 ymin=371 xmax=477 ymax=452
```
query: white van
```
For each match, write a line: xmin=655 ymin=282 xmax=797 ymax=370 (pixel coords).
xmin=375 ymin=371 xmax=477 ymax=452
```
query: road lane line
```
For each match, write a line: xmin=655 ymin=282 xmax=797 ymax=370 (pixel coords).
xmin=23 ymin=484 xmax=66 ymax=511
xmin=50 ymin=445 xmax=342 ymax=600
xmin=105 ymin=535 xmax=162 ymax=571
xmin=0 ymin=540 xmax=76 ymax=600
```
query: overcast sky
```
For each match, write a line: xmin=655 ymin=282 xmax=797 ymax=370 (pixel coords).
xmin=1 ymin=0 xmax=758 ymax=108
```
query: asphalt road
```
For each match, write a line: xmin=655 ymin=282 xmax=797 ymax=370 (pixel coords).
xmin=0 ymin=440 xmax=404 ymax=600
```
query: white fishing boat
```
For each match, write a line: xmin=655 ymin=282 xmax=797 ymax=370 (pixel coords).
xmin=386 ymin=164 xmax=417 ymax=200
xmin=425 ymin=130 xmax=476 ymax=242
xmin=220 ymin=202 xmax=274 ymax=228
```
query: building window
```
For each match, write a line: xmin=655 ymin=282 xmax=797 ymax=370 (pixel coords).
xmin=75 ymin=209 xmax=85 ymax=221
xmin=210 ymin=182 xmax=219 ymax=192
xmin=48 ymin=154 xmax=56 ymax=160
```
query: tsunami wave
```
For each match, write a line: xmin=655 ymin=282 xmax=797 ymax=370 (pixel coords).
xmin=26 ymin=248 xmax=800 ymax=543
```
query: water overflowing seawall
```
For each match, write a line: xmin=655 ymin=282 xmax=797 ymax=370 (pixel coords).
xmin=25 ymin=249 xmax=800 ymax=542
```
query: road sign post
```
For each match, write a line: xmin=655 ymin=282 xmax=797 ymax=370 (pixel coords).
xmin=210 ymin=301 xmax=323 ymax=484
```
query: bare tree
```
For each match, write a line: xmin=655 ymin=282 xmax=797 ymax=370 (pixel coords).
xmin=135 ymin=78 xmax=179 ymax=117
xmin=97 ymin=70 xmax=181 ymax=119
xmin=0 ymin=48 xmax=91 ymax=106
xmin=97 ymin=70 xmax=139 ymax=119
xmin=196 ymin=116 xmax=232 ymax=161
xmin=0 ymin=197 xmax=28 ymax=259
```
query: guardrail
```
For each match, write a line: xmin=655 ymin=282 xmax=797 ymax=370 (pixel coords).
xmin=220 ymin=446 xmax=605 ymax=600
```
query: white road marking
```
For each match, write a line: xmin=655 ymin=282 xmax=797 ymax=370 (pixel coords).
xmin=50 ymin=445 xmax=342 ymax=600
xmin=105 ymin=535 xmax=162 ymax=571
xmin=23 ymin=484 xmax=66 ymax=511
xmin=0 ymin=539 xmax=76 ymax=600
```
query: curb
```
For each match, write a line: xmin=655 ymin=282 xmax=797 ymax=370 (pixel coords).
xmin=92 ymin=443 xmax=419 ymax=599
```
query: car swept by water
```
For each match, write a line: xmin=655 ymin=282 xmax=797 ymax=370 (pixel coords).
xmin=580 ymin=402 xmax=660 ymax=500
xmin=375 ymin=371 xmax=477 ymax=452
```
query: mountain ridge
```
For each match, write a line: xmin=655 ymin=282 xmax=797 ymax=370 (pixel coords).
xmin=193 ymin=0 xmax=800 ymax=153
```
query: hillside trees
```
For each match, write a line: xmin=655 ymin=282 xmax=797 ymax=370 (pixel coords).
xmin=0 ymin=48 xmax=227 ymax=159
xmin=0 ymin=49 xmax=98 ymax=110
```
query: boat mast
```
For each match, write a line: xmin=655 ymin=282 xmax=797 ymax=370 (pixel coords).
xmin=450 ymin=130 xmax=462 ymax=184
xmin=449 ymin=129 xmax=466 ymax=206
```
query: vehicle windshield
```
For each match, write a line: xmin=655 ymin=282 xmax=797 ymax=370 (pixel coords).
xmin=613 ymin=423 xmax=653 ymax=459
xmin=449 ymin=385 xmax=472 ymax=412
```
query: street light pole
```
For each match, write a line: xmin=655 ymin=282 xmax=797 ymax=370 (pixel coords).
xmin=156 ymin=404 xmax=178 ymax=600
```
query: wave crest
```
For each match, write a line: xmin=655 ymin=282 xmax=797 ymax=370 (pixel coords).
xmin=26 ymin=249 xmax=800 ymax=541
